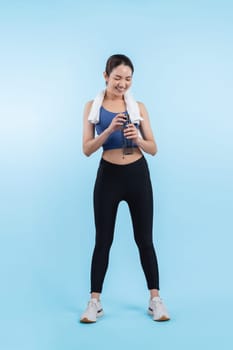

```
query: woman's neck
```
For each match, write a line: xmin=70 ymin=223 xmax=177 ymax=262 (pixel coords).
xmin=105 ymin=90 xmax=124 ymax=101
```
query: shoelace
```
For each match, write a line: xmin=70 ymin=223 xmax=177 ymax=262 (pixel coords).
xmin=151 ymin=299 xmax=164 ymax=309
xmin=88 ymin=301 xmax=98 ymax=309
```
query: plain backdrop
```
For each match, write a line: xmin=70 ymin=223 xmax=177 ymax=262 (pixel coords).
xmin=0 ymin=0 xmax=233 ymax=349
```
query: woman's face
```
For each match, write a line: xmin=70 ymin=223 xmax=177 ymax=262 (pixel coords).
xmin=104 ymin=64 xmax=133 ymax=96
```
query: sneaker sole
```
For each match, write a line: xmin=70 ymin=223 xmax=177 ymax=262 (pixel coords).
xmin=80 ymin=310 xmax=104 ymax=324
xmin=80 ymin=317 xmax=96 ymax=323
xmin=148 ymin=310 xmax=170 ymax=322
xmin=154 ymin=315 xmax=170 ymax=322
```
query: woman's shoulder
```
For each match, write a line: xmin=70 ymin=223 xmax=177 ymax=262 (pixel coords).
xmin=83 ymin=100 xmax=94 ymax=115
xmin=85 ymin=100 xmax=94 ymax=109
xmin=136 ymin=101 xmax=148 ymax=118
xmin=136 ymin=101 xmax=145 ymax=108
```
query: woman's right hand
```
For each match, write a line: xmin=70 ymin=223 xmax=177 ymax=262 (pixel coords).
xmin=107 ymin=113 xmax=127 ymax=133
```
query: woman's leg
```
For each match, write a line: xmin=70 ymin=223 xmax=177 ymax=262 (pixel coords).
xmin=126 ymin=159 xmax=160 ymax=291
xmin=90 ymin=162 xmax=121 ymax=294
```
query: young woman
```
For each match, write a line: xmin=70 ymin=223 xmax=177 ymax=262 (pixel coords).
xmin=80 ymin=54 xmax=170 ymax=323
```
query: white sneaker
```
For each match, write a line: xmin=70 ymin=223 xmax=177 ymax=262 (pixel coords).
xmin=80 ymin=298 xmax=104 ymax=323
xmin=148 ymin=296 xmax=170 ymax=321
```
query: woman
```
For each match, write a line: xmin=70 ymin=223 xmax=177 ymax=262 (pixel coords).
xmin=80 ymin=54 xmax=170 ymax=323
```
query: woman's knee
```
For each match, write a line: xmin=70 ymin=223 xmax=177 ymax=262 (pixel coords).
xmin=94 ymin=237 xmax=113 ymax=253
xmin=135 ymin=237 xmax=154 ymax=251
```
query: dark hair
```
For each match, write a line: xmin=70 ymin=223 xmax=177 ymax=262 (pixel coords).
xmin=105 ymin=54 xmax=134 ymax=76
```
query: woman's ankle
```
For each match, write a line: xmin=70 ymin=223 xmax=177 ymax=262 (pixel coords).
xmin=91 ymin=292 xmax=101 ymax=301
xmin=150 ymin=289 xmax=159 ymax=299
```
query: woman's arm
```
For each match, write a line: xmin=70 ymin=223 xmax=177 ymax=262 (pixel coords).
xmin=82 ymin=101 xmax=110 ymax=156
xmin=82 ymin=101 xmax=127 ymax=157
xmin=123 ymin=102 xmax=158 ymax=156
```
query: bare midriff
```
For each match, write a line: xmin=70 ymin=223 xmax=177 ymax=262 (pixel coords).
xmin=102 ymin=147 xmax=143 ymax=165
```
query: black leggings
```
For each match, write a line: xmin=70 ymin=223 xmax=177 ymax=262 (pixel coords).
xmin=90 ymin=156 xmax=159 ymax=293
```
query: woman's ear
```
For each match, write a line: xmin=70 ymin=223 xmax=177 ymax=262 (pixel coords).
xmin=103 ymin=71 xmax=108 ymax=85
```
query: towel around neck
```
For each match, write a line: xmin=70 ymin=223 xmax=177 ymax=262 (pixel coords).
xmin=88 ymin=89 xmax=143 ymax=125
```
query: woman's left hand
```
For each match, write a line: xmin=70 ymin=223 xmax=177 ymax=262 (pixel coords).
xmin=123 ymin=124 xmax=139 ymax=144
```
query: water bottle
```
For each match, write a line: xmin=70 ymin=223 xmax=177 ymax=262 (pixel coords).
xmin=122 ymin=112 xmax=134 ymax=155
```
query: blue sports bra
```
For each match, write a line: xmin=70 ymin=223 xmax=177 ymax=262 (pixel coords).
xmin=95 ymin=106 xmax=139 ymax=151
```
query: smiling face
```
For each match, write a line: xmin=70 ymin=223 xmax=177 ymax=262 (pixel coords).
xmin=104 ymin=64 xmax=133 ymax=97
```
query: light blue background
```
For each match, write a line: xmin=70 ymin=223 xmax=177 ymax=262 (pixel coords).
xmin=0 ymin=0 xmax=233 ymax=349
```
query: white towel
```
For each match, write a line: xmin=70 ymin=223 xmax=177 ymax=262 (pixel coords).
xmin=88 ymin=89 xmax=143 ymax=125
